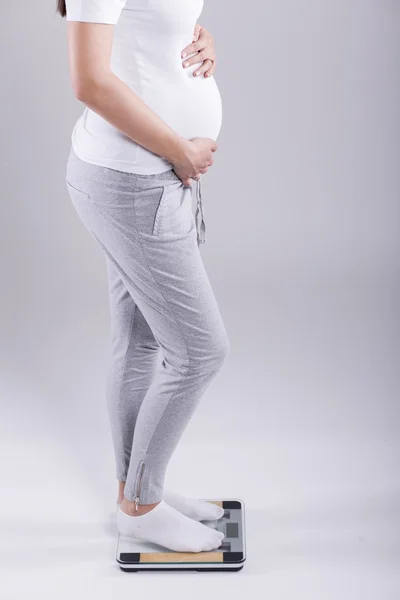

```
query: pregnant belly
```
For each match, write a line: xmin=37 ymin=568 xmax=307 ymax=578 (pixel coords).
xmin=78 ymin=60 xmax=223 ymax=171
xmin=142 ymin=73 xmax=223 ymax=142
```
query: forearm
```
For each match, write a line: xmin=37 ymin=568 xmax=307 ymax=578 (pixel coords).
xmin=76 ymin=71 xmax=186 ymax=165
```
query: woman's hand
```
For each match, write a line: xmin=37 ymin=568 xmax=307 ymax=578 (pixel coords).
xmin=181 ymin=24 xmax=216 ymax=78
xmin=171 ymin=137 xmax=218 ymax=187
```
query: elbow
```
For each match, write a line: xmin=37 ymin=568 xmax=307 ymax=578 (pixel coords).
xmin=71 ymin=73 xmax=110 ymax=104
xmin=72 ymin=77 xmax=96 ymax=103
xmin=72 ymin=82 xmax=87 ymax=103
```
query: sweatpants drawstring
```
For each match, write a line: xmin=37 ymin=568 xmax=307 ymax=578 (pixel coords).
xmin=194 ymin=176 xmax=206 ymax=245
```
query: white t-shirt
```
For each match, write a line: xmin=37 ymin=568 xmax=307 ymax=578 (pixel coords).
xmin=66 ymin=0 xmax=223 ymax=174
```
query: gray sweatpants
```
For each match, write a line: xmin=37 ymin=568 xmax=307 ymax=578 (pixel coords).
xmin=65 ymin=147 xmax=230 ymax=505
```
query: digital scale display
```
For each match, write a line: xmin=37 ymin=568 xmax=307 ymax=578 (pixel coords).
xmin=226 ymin=522 xmax=239 ymax=538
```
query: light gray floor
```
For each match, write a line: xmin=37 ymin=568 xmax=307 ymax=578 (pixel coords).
xmin=1 ymin=277 xmax=399 ymax=599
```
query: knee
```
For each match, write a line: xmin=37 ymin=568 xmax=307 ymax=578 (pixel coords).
xmin=167 ymin=332 xmax=230 ymax=378
xmin=193 ymin=331 xmax=230 ymax=375
xmin=213 ymin=332 xmax=230 ymax=369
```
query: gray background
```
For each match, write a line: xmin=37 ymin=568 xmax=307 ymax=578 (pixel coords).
xmin=1 ymin=0 xmax=399 ymax=597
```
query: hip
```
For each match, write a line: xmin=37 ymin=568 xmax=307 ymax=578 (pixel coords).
xmin=65 ymin=146 xmax=197 ymax=242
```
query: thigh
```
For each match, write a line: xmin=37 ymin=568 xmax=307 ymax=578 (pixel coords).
xmin=105 ymin=254 xmax=158 ymax=352
xmin=66 ymin=153 xmax=228 ymax=368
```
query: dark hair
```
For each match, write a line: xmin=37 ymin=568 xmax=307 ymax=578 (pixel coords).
xmin=57 ymin=1 xmax=66 ymax=17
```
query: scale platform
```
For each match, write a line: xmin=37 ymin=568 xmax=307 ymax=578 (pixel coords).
xmin=116 ymin=499 xmax=246 ymax=572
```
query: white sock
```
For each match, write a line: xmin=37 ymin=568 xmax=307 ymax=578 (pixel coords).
xmin=117 ymin=500 xmax=225 ymax=553
xmin=117 ymin=489 xmax=225 ymax=521
xmin=162 ymin=489 xmax=225 ymax=521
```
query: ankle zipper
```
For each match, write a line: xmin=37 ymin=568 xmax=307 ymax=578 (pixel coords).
xmin=134 ymin=461 xmax=145 ymax=512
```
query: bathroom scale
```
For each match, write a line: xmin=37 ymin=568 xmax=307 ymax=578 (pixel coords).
xmin=116 ymin=499 xmax=246 ymax=572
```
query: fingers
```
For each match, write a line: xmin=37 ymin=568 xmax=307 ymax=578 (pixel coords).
xmin=193 ymin=59 xmax=214 ymax=78
xmin=179 ymin=171 xmax=206 ymax=186
xmin=187 ymin=136 xmax=218 ymax=152
xmin=204 ymin=59 xmax=216 ymax=78
xmin=182 ymin=50 xmax=209 ymax=70
xmin=181 ymin=38 xmax=205 ymax=60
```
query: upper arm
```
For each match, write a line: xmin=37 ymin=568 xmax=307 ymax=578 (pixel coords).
xmin=65 ymin=0 xmax=127 ymax=97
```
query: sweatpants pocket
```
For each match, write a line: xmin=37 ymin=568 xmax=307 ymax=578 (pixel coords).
xmin=152 ymin=181 xmax=194 ymax=237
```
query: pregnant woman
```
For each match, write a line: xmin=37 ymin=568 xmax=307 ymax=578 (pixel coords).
xmin=59 ymin=0 xmax=229 ymax=552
